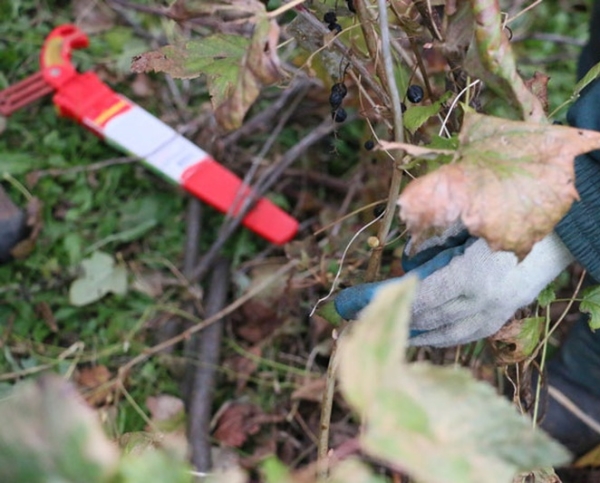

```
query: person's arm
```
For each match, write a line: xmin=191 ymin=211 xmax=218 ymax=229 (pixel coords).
xmin=555 ymin=79 xmax=600 ymax=283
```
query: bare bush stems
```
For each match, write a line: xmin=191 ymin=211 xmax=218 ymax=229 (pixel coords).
xmin=365 ymin=0 xmax=406 ymax=281
xmin=189 ymin=115 xmax=337 ymax=283
xmin=293 ymin=7 xmax=391 ymax=107
xmin=317 ymin=335 xmax=340 ymax=479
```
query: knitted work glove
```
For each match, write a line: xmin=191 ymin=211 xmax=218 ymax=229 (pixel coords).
xmin=334 ymin=230 xmax=574 ymax=347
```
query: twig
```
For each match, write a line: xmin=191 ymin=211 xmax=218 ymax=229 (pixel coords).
xmin=27 ymin=156 xmax=136 ymax=179
xmin=187 ymin=258 xmax=230 ymax=471
xmin=293 ymin=7 xmax=391 ymax=107
xmin=237 ymin=83 xmax=310 ymax=210
xmin=284 ymin=168 xmax=350 ymax=192
xmin=355 ymin=0 xmax=391 ymax=99
xmin=189 ymin=117 xmax=337 ymax=283
xmin=223 ymin=79 xmax=312 ymax=145
xmin=317 ymin=334 xmax=340 ymax=479
xmin=413 ymin=0 xmax=444 ymax=41
xmin=155 ymin=200 xmax=203 ymax=353
xmin=534 ymin=269 xmax=586 ymax=352
xmin=184 ymin=199 xmax=203 ymax=274
xmin=548 ymin=385 xmax=600 ymax=435
xmin=118 ymin=260 xmax=298 ymax=376
xmin=267 ymin=0 xmax=307 ymax=19
xmin=365 ymin=0 xmax=405 ymax=280
xmin=511 ymin=32 xmax=586 ymax=46
xmin=531 ymin=310 xmax=551 ymax=428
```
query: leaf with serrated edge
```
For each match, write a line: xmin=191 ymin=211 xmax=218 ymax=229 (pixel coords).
xmin=398 ymin=112 xmax=600 ymax=258
xmin=215 ymin=15 xmax=282 ymax=130
xmin=131 ymin=12 xmax=282 ymax=130
xmin=338 ymin=277 xmax=570 ymax=483
xmin=580 ymin=285 xmax=600 ymax=330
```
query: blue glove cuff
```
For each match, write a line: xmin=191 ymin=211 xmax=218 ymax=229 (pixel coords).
xmin=334 ymin=238 xmax=476 ymax=320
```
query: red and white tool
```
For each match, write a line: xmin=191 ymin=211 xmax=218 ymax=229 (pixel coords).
xmin=0 ymin=24 xmax=299 ymax=245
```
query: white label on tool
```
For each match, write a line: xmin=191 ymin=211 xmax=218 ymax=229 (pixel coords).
xmin=102 ymin=104 xmax=209 ymax=182
xmin=103 ymin=105 xmax=178 ymax=158
xmin=145 ymin=135 xmax=209 ymax=182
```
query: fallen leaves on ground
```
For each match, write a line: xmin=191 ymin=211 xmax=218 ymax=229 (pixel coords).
xmin=76 ymin=364 xmax=113 ymax=406
xmin=213 ymin=402 xmax=284 ymax=448
xmin=225 ymin=344 xmax=262 ymax=394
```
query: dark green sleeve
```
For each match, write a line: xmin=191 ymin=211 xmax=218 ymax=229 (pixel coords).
xmin=555 ymin=2 xmax=600 ymax=282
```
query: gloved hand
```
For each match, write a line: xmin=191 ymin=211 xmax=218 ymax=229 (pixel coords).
xmin=334 ymin=228 xmax=575 ymax=347
xmin=0 ymin=186 xmax=27 ymax=263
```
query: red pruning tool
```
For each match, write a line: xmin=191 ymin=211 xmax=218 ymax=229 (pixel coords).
xmin=0 ymin=25 xmax=299 ymax=245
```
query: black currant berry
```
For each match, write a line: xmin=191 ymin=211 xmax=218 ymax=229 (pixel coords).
xmin=407 ymin=85 xmax=424 ymax=103
xmin=364 ymin=140 xmax=375 ymax=151
xmin=324 ymin=11 xmax=337 ymax=24
xmin=373 ymin=203 xmax=386 ymax=217
xmin=329 ymin=83 xmax=348 ymax=109
xmin=332 ymin=108 xmax=347 ymax=123
xmin=328 ymin=23 xmax=342 ymax=34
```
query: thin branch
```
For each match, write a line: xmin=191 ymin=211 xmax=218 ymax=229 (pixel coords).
xmin=293 ymin=7 xmax=391 ymax=107
xmin=117 ymin=260 xmax=298 ymax=376
xmin=355 ymin=0 xmax=391 ymax=98
xmin=189 ymin=116 xmax=337 ymax=283
xmin=26 ymin=157 xmax=136 ymax=180
xmin=365 ymin=0 xmax=405 ymax=280
xmin=187 ymin=258 xmax=230 ymax=471
xmin=317 ymin=335 xmax=340 ymax=479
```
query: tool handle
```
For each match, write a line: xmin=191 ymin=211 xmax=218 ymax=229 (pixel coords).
xmin=41 ymin=24 xmax=89 ymax=88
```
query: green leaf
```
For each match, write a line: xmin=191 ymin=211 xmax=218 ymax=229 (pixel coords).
xmin=428 ymin=133 xmax=459 ymax=151
xmin=338 ymin=277 xmax=571 ymax=483
xmin=131 ymin=13 xmax=282 ymax=131
xmin=117 ymin=450 xmax=192 ymax=483
xmin=69 ymin=251 xmax=128 ymax=306
xmin=261 ymin=457 xmax=293 ymax=483
xmin=404 ymin=92 xmax=452 ymax=134
xmin=328 ymin=458 xmax=389 ymax=483
xmin=0 ymin=375 xmax=119 ymax=483
xmin=573 ymin=61 xmax=600 ymax=98
xmin=581 ymin=285 xmax=600 ymax=330
xmin=537 ymin=284 xmax=556 ymax=307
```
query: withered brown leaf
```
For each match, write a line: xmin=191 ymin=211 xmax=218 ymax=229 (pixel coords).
xmin=398 ymin=112 xmax=600 ymax=258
